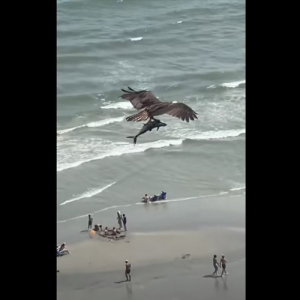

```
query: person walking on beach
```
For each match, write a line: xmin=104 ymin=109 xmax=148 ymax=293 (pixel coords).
xmin=88 ymin=214 xmax=93 ymax=229
xmin=125 ymin=260 xmax=131 ymax=281
xmin=122 ymin=214 xmax=127 ymax=231
xmin=220 ymin=255 xmax=228 ymax=276
xmin=213 ymin=254 xmax=219 ymax=276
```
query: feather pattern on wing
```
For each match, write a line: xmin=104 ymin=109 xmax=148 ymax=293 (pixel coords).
xmin=122 ymin=88 xmax=198 ymax=122
xmin=120 ymin=87 xmax=161 ymax=110
xmin=125 ymin=110 xmax=150 ymax=122
xmin=163 ymin=103 xmax=198 ymax=122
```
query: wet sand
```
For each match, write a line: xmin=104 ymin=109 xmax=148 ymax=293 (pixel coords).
xmin=57 ymin=227 xmax=245 ymax=300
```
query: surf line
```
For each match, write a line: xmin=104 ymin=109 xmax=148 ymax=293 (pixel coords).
xmin=57 ymin=194 xmax=207 ymax=224
xmin=57 ymin=204 xmax=132 ymax=223
xmin=57 ymin=190 xmax=238 ymax=223
xmin=60 ymin=182 xmax=116 ymax=206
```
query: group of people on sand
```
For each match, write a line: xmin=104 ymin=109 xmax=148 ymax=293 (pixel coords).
xmin=213 ymin=254 xmax=228 ymax=277
xmin=58 ymin=208 xmax=230 ymax=283
xmin=142 ymin=191 xmax=167 ymax=203
xmin=88 ymin=211 xmax=128 ymax=238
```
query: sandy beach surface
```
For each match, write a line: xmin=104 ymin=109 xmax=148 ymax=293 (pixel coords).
xmin=57 ymin=226 xmax=245 ymax=300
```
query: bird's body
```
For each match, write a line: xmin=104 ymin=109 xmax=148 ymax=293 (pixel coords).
xmin=120 ymin=87 xmax=198 ymax=123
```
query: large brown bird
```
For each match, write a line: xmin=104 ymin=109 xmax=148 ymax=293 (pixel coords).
xmin=120 ymin=87 xmax=198 ymax=123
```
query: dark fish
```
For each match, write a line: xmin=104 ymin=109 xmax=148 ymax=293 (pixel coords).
xmin=126 ymin=119 xmax=167 ymax=145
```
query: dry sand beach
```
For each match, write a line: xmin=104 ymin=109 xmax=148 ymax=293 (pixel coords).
xmin=57 ymin=195 xmax=245 ymax=300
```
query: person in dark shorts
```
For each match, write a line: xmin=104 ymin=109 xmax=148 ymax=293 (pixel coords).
xmin=220 ymin=255 xmax=228 ymax=276
xmin=125 ymin=260 xmax=131 ymax=281
xmin=88 ymin=214 xmax=93 ymax=229
xmin=213 ymin=254 xmax=219 ymax=276
xmin=123 ymin=214 xmax=127 ymax=231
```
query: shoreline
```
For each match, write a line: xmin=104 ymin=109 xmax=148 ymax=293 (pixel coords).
xmin=57 ymin=194 xmax=245 ymax=244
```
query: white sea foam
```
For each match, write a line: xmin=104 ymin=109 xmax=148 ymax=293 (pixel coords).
xmin=57 ymin=204 xmax=132 ymax=223
xmin=60 ymin=182 xmax=116 ymax=206
xmin=170 ymin=128 xmax=245 ymax=141
xmin=101 ymin=102 xmax=133 ymax=110
xmin=177 ymin=21 xmax=183 ymax=24
xmin=57 ymin=129 xmax=245 ymax=172
xmin=57 ymin=117 xmax=124 ymax=135
xmin=129 ymin=37 xmax=143 ymax=41
xmin=220 ymin=80 xmax=245 ymax=88
xmin=230 ymin=186 xmax=245 ymax=192
xmin=219 ymin=191 xmax=229 ymax=195
xmin=207 ymin=84 xmax=216 ymax=89
xmin=57 ymin=139 xmax=183 ymax=172
xmin=207 ymin=80 xmax=245 ymax=89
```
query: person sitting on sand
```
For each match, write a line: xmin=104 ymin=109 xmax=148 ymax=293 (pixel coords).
xmin=92 ymin=224 xmax=99 ymax=232
xmin=57 ymin=243 xmax=70 ymax=255
xmin=112 ymin=227 xmax=118 ymax=235
xmin=104 ymin=227 xmax=108 ymax=235
xmin=111 ymin=227 xmax=121 ymax=236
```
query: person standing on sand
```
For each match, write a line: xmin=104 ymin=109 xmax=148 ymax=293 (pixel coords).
xmin=117 ymin=211 xmax=123 ymax=229
xmin=122 ymin=214 xmax=127 ymax=231
xmin=213 ymin=254 xmax=219 ymax=276
xmin=220 ymin=255 xmax=228 ymax=276
xmin=125 ymin=260 xmax=131 ymax=281
xmin=88 ymin=214 xmax=93 ymax=229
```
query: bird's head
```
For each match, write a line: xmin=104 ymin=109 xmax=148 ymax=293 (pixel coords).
xmin=158 ymin=122 xmax=167 ymax=127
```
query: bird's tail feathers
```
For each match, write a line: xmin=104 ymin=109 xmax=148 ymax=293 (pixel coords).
xmin=126 ymin=111 xmax=149 ymax=122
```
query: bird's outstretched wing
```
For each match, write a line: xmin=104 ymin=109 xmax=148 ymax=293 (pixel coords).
xmin=125 ymin=102 xmax=198 ymax=122
xmin=120 ymin=87 xmax=161 ymax=110
xmin=161 ymin=103 xmax=198 ymax=122
xmin=159 ymin=102 xmax=198 ymax=122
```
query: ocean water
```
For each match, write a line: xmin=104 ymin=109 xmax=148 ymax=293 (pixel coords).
xmin=57 ymin=0 xmax=245 ymax=243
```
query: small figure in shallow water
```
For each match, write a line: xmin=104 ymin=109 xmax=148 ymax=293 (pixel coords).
xmin=142 ymin=194 xmax=150 ymax=203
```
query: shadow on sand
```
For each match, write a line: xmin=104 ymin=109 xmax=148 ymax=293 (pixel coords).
xmin=115 ymin=280 xmax=129 ymax=284
xmin=203 ymin=275 xmax=222 ymax=278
